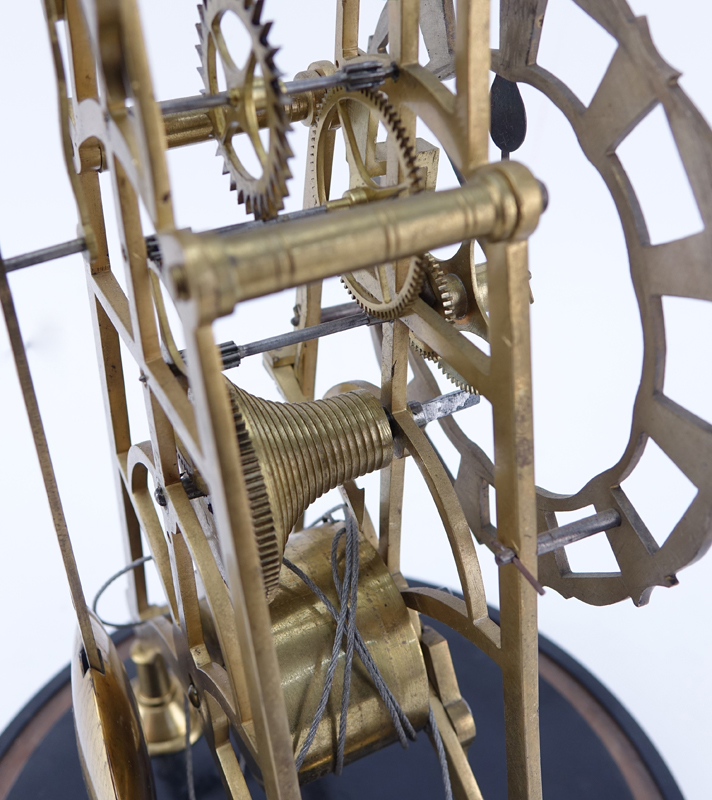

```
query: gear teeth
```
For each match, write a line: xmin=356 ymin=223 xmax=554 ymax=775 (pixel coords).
xmin=312 ymin=88 xmax=425 ymax=318
xmin=436 ymin=359 xmax=477 ymax=394
xmin=339 ymin=255 xmax=426 ymax=320
xmin=197 ymin=0 xmax=292 ymax=220
xmin=425 ymin=255 xmax=455 ymax=322
xmin=408 ymin=255 xmax=474 ymax=391
xmin=409 ymin=334 xmax=477 ymax=394
xmin=229 ymin=388 xmax=282 ymax=601
xmin=260 ymin=22 xmax=273 ymax=45
xmin=408 ymin=334 xmax=439 ymax=363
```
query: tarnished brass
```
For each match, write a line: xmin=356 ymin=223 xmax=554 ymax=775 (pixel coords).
xmin=491 ymin=5 xmax=712 ymax=608
xmin=163 ymin=111 xmax=215 ymax=149
xmin=162 ymin=94 xmax=314 ymax=150
xmin=161 ymin=161 xmax=542 ymax=323
xmin=421 ymin=626 xmax=476 ymax=748
xmin=272 ymin=524 xmax=430 ymax=783
xmin=309 ymin=87 xmax=426 ymax=319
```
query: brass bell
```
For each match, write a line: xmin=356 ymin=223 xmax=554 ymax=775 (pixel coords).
xmin=226 ymin=383 xmax=394 ymax=600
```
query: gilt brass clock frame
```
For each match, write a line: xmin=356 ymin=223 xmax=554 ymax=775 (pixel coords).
xmin=1 ymin=1 xmax=710 ymax=799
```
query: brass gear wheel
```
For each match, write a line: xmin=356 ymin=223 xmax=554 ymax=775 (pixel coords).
xmin=409 ymin=339 xmax=477 ymax=395
xmin=408 ymin=255 xmax=450 ymax=360
xmin=416 ymin=253 xmax=455 ymax=329
xmin=309 ymin=87 xmax=426 ymax=319
xmin=197 ymin=0 xmax=292 ymax=219
xmin=409 ymin=255 xmax=477 ymax=394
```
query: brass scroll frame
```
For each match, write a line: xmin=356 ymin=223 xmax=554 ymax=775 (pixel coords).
xmin=45 ymin=0 xmax=547 ymax=798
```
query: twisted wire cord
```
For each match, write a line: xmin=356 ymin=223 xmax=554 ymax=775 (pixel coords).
xmin=332 ymin=531 xmax=416 ymax=744
xmin=292 ymin=524 xmax=352 ymax=769
xmin=283 ymin=516 xmax=418 ymax=759
xmin=426 ymin=706 xmax=454 ymax=800
xmin=94 ymin=517 xmax=451 ymax=794
xmin=330 ymin=526 xmax=359 ymax=775
xmin=284 ymin=517 xmax=452 ymax=795
xmin=91 ymin=554 xmax=154 ymax=629
xmin=283 ymin=548 xmax=414 ymax=751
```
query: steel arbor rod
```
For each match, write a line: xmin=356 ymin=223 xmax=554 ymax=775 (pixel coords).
xmin=3 ymin=237 xmax=87 ymax=272
xmin=221 ymin=312 xmax=376 ymax=367
xmin=158 ymin=61 xmax=394 ymax=116
xmin=495 ymin=509 xmax=623 ymax=566
xmin=184 ymin=311 xmax=377 ymax=369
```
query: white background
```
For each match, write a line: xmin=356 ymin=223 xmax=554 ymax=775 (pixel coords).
xmin=0 ymin=1 xmax=710 ymax=798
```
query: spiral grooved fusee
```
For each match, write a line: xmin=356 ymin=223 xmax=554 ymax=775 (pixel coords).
xmin=227 ymin=383 xmax=393 ymax=601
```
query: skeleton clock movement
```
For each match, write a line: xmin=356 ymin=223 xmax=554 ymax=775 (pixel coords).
xmin=0 ymin=1 xmax=710 ymax=799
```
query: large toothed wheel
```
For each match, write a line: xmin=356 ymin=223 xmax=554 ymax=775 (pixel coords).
xmin=309 ymin=87 xmax=427 ymax=320
xmin=197 ymin=0 xmax=292 ymax=219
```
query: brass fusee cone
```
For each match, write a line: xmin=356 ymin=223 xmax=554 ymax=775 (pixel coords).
xmin=226 ymin=382 xmax=394 ymax=600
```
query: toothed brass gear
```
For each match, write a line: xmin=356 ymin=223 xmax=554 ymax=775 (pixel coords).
xmin=408 ymin=332 xmax=439 ymax=364
xmin=227 ymin=385 xmax=283 ymax=600
xmin=197 ymin=0 xmax=292 ymax=219
xmin=435 ymin=361 xmax=477 ymax=395
xmin=309 ymin=87 xmax=426 ymax=320
xmin=407 ymin=257 xmax=451 ymax=374
xmin=418 ymin=254 xmax=455 ymax=331
xmin=409 ymin=335 xmax=477 ymax=395
xmin=408 ymin=256 xmax=476 ymax=393
xmin=340 ymin=255 xmax=428 ymax=321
